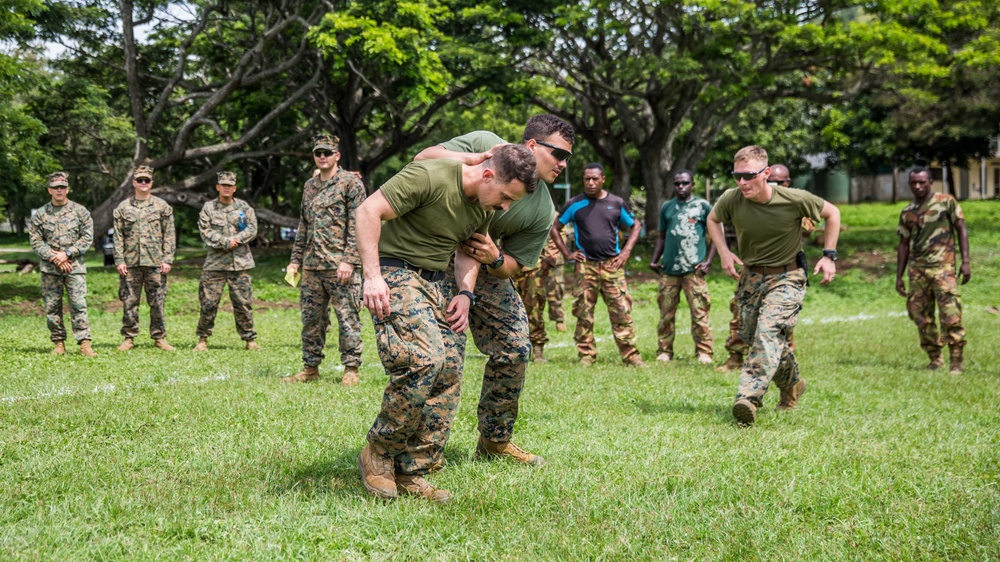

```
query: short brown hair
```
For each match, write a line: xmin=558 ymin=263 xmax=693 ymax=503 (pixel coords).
xmin=734 ymin=145 xmax=768 ymax=165
xmin=521 ymin=114 xmax=575 ymax=145
xmin=490 ymin=144 xmax=538 ymax=193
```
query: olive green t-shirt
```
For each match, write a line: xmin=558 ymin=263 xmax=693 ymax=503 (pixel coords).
xmin=378 ymin=159 xmax=492 ymax=271
xmin=712 ymin=185 xmax=824 ymax=267
xmin=440 ymin=131 xmax=554 ymax=268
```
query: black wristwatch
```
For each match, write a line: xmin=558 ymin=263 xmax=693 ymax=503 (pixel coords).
xmin=458 ymin=290 xmax=477 ymax=307
xmin=822 ymin=249 xmax=838 ymax=262
xmin=488 ymin=251 xmax=505 ymax=270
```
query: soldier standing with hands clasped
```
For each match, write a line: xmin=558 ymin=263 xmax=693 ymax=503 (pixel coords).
xmin=194 ymin=171 xmax=260 ymax=351
xmin=113 ymin=165 xmax=176 ymax=352
xmin=29 ymin=172 xmax=96 ymax=356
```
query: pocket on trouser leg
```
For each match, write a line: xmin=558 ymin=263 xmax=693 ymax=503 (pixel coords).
xmin=374 ymin=314 xmax=415 ymax=372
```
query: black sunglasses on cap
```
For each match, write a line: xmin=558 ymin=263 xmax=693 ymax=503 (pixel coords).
xmin=313 ymin=150 xmax=335 ymax=158
xmin=731 ymin=166 xmax=767 ymax=182
xmin=533 ymin=139 xmax=573 ymax=163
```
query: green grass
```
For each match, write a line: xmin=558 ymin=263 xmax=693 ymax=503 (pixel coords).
xmin=1 ymin=202 xmax=998 ymax=560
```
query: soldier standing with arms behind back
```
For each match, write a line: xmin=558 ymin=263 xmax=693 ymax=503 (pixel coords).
xmin=896 ymin=166 xmax=970 ymax=375
xmin=707 ymin=146 xmax=841 ymax=426
xmin=113 ymin=165 xmax=176 ymax=352
xmin=29 ymin=172 xmax=96 ymax=356
xmin=194 ymin=171 xmax=260 ymax=351
xmin=283 ymin=134 xmax=366 ymax=386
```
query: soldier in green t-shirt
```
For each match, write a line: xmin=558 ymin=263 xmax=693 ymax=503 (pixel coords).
xmin=895 ymin=167 xmax=970 ymax=374
xmin=356 ymin=144 xmax=537 ymax=503
xmin=409 ymin=114 xmax=575 ymax=469
xmin=707 ymin=146 xmax=841 ymax=427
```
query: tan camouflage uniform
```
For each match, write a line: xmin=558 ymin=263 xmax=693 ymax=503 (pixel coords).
xmin=290 ymin=167 xmax=366 ymax=368
xmin=29 ymin=198 xmax=94 ymax=343
xmin=656 ymin=273 xmax=713 ymax=357
xmin=113 ymin=194 xmax=175 ymax=340
xmin=898 ymin=193 xmax=966 ymax=358
xmin=514 ymin=237 xmax=563 ymax=346
xmin=197 ymin=191 xmax=258 ymax=341
xmin=574 ymin=260 xmax=640 ymax=362
xmin=379 ymin=268 xmax=466 ymax=475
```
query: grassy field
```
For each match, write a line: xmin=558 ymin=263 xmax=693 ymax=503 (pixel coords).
xmin=1 ymin=202 xmax=998 ymax=560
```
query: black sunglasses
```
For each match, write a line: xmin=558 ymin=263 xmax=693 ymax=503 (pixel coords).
xmin=135 ymin=178 xmax=152 ymax=184
xmin=673 ymin=181 xmax=692 ymax=186
xmin=533 ymin=140 xmax=573 ymax=163
xmin=313 ymin=150 xmax=335 ymax=158
xmin=731 ymin=166 xmax=767 ymax=182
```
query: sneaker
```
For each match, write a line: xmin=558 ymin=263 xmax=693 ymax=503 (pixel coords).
xmin=342 ymin=366 xmax=360 ymax=386
xmin=775 ymin=378 xmax=806 ymax=411
xmin=51 ymin=341 xmax=66 ymax=355
xmin=625 ymin=355 xmax=645 ymax=367
xmin=117 ymin=338 xmax=135 ymax=352
xmin=732 ymin=399 xmax=757 ymax=426
xmin=656 ymin=352 xmax=672 ymax=363
xmin=193 ymin=338 xmax=208 ymax=352
xmin=696 ymin=354 xmax=713 ymax=365
xmin=716 ymin=354 xmax=743 ymax=373
xmin=154 ymin=338 xmax=176 ymax=351
xmin=245 ymin=340 xmax=261 ymax=351
xmin=79 ymin=340 xmax=97 ymax=357
xmin=282 ymin=366 xmax=320 ymax=383
xmin=358 ymin=442 xmax=397 ymax=499
xmin=579 ymin=356 xmax=595 ymax=367
xmin=555 ymin=322 xmax=568 ymax=332
xmin=475 ymin=436 xmax=545 ymax=467
xmin=395 ymin=473 xmax=452 ymax=504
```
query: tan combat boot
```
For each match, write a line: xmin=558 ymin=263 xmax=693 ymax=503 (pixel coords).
xmin=656 ymin=352 xmax=672 ymax=363
xmin=696 ymin=354 xmax=714 ymax=365
xmin=193 ymin=337 xmax=208 ymax=352
xmin=52 ymin=341 xmax=66 ymax=355
xmin=395 ymin=473 xmax=452 ymax=504
xmin=775 ymin=378 xmax=807 ymax=411
xmin=716 ymin=353 xmax=743 ymax=373
xmin=245 ymin=340 xmax=261 ymax=351
xmin=555 ymin=322 xmax=568 ymax=332
xmin=927 ymin=351 xmax=944 ymax=370
xmin=117 ymin=338 xmax=134 ymax=352
xmin=531 ymin=344 xmax=547 ymax=363
xmin=949 ymin=347 xmax=963 ymax=375
xmin=282 ymin=365 xmax=320 ymax=383
xmin=154 ymin=338 xmax=176 ymax=351
xmin=342 ymin=366 xmax=360 ymax=386
xmin=625 ymin=354 xmax=645 ymax=368
xmin=79 ymin=340 xmax=97 ymax=357
xmin=475 ymin=435 xmax=546 ymax=467
xmin=732 ymin=398 xmax=757 ymax=427
xmin=358 ymin=442 xmax=397 ymax=499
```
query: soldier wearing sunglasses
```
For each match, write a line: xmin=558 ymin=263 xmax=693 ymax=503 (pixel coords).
xmin=707 ymin=146 xmax=841 ymax=427
xmin=113 ymin=165 xmax=177 ymax=352
xmin=410 ymin=114 xmax=575 ymax=469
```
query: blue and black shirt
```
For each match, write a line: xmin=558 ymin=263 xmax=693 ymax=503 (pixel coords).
xmin=556 ymin=193 xmax=635 ymax=261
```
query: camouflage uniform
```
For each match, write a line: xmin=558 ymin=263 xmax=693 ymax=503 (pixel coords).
xmin=113 ymin=195 xmax=175 ymax=340
xmin=723 ymin=295 xmax=749 ymax=358
xmin=514 ymin=236 xmax=563 ymax=346
xmin=196 ymin=194 xmax=258 ymax=341
xmin=290 ymin=167 xmax=366 ymax=368
xmin=374 ymin=267 xmax=465 ymax=475
xmin=734 ymin=269 xmax=807 ymax=406
xmin=28 ymin=199 xmax=94 ymax=343
xmin=573 ymin=260 xmax=640 ymax=362
xmin=898 ymin=194 xmax=966 ymax=357
xmin=656 ymin=273 xmax=713 ymax=357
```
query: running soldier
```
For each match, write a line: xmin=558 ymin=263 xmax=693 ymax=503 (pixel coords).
xmin=707 ymin=146 xmax=841 ymax=426
xmin=28 ymin=172 xmax=96 ymax=356
xmin=194 ymin=171 xmax=259 ymax=351
xmin=896 ymin=167 xmax=970 ymax=375
xmin=356 ymin=144 xmax=537 ymax=503
xmin=650 ymin=169 xmax=715 ymax=364
xmin=284 ymin=134 xmax=366 ymax=386
xmin=412 ymin=114 xmax=575 ymax=467
xmin=113 ymin=165 xmax=176 ymax=351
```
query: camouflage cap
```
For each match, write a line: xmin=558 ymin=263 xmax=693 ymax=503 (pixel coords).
xmin=217 ymin=171 xmax=237 ymax=185
xmin=313 ymin=134 xmax=339 ymax=152
xmin=134 ymin=165 xmax=154 ymax=179
xmin=48 ymin=172 xmax=70 ymax=188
